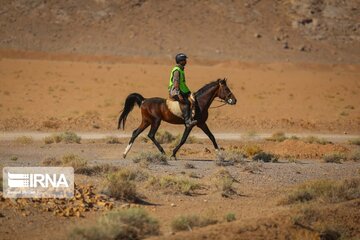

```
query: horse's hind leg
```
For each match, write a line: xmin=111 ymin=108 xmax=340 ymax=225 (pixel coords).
xmin=171 ymin=126 xmax=193 ymax=159
xmin=148 ymin=120 xmax=165 ymax=154
xmin=123 ymin=121 xmax=150 ymax=158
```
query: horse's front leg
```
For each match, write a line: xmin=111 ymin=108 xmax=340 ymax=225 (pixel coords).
xmin=197 ymin=123 xmax=219 ymax=151
xmin=171 ymin=126 xmax=194 ymax=160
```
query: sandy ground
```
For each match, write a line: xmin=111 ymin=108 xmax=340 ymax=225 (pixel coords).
xmin=0 ymin=139 xmax=359 ymax=240
xmin=0 ymin=53 xmax=359 ymax=134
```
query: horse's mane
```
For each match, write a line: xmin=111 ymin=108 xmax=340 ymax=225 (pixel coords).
xmin=194 ymin=79 xmax=220 ymax=97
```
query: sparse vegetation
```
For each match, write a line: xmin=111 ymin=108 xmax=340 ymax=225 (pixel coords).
xmin=105 ymin=136 xmax=121 ymax=144
xmin=266 ymin=131 xmax=287 ymax=142
xmin=61 ymin=154 xmax=88 ymax=171
xmin=42 ymin=157 xmax=62 ymax=166
xmin=171 ymin=214 xmax=218 ymax=232
xmin=215 ymin=151 xmax=246 ymax=166
xmin=148 ymin=176 xmax=202 ymax=195
xmin=15 ymin=136 xmax=33 ymax=144
xmin=302 ymin=136 xmax=332 ymax=145
xmin=171 ymin=135 xmax=200 ymax=146
xmin=61 ymin=131 xmax=81 ymax=144
xmin=44 ymin=136 xmax=55 ymax=144
xmin=75 ymin=164 xmax=120 ymax=176
xmin=323 ymin=152 xmax=346 ymax=163
xmin=348 ymin=149 xmax=360 ymax=162
xmin=69 ymin=208 xmax=160 ymax=240
xmin=242 ymin=144 xmax=262 ymax=157
xmin=156 ymin=130 xmax=176 ymax=144
xmin=243 ymin=162 xmax=263 ymax=174
xmin=348 ymin=138 xmax=360 ymax=146
xmin=213 ymin=168 xmax=238 ymax=197
xmin=133 ymin=152 xmax=168 ymax=165
xmin=225 ymin=213 xmax=236 ymax=222
xmin=10 ymin=156 xmax=18 ymax=161
xmin=101 ymin=169 xmax=144 ymax=201
xmin=184 ymin=162 xmax=195 ymax=169
xmin=252 ymin=151 xmax=279 ymax=163
xmin=283 ymin=178 xmax=360 ymax=204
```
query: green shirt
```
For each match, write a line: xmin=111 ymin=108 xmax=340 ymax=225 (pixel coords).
xmin=168 ymin=66 xmax=190 ymax=94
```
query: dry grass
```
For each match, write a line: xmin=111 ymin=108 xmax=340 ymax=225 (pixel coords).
xmin=266 ymin=131 xmax=287 ymax=142
xmin=101 ymin=170 xmax=139 ymax=201
xmin=302 ymin=136 xmax=332 ymax=145
xmin=252 ymin=151 xmax=279 ymax=163
xmin=156 ymin=130 xmax=176 ymax=144
xmin=225 ymin=213 xmax=236 ymax=222
xmin=171 ymin=135 xmax=201 ymax=146
xmin=44 ymin=136 xmax=55 ymax=144
xmin=171 ymin=214 xmax=218 ymax=232
xmin=61 ymin=154 xmax=88 ymax=171
xmin=184 ymin=162 xmax=195 ymax=169
xmin=148 ymin=176 xmax=202 ymax=195
xmin=69 ymin=208 xmax=160 ymax=240
xmin=15 ymin=136 xmax=33 ymax=144
xmin=323 ymin=152 xmax=346 ymax=163
xmin=215 ymin=151 xmax=246 ymax=166
xmin=213 ymin=168 xmax=238 ymax=197
xmin=132 ymin=152 xmax=168 ymax=166
xmin=61 ymin=131 xmax=81 ymax=144
xmin=348 ymin=138 xmax=360 ymax=146
xmin=104 ymin=136 xmax=121 ymax=144
xmin=242 ymin=144 xmax=262 ymax=157
xmin=348 ymin=149 xmax=360 ymax=162
xmin=282 ymin=178 xmax=360 ymax=204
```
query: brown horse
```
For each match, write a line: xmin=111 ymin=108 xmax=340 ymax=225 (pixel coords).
xmin=118 ymin=78 xmax=237 ymax=159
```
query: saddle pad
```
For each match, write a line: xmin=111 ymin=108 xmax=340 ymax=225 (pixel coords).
xmin=166 ymin=100 xmax=183 ymax=118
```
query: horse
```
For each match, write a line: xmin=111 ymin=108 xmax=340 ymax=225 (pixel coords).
xmin=118 ymin=78 xmax=237 ymax=159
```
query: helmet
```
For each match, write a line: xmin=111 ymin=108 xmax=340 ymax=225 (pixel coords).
xmin=175 ymin=53 xmax=188 ymax=64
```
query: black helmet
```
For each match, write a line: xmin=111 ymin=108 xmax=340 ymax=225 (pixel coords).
xmin=175 ymin=53 xmax=188 ymax=64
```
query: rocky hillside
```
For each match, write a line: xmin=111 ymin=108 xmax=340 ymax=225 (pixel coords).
xmin=0 ymin=0 xmax=359 ymax=63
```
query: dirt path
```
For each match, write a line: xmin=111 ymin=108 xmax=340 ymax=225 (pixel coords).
xmin=1 ymin=131 xmax=359 ymax=143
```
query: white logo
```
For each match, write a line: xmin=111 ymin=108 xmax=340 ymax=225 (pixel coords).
xmin=3 ymin=167 xmax=74 ymax=198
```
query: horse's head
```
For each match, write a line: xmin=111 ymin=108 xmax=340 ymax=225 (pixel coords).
xmin=217 ymin=78 xmax=237 ymax=105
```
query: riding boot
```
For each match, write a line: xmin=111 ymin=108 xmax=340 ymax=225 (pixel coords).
xmin=183 ymin=104 xmax=197 ymax=127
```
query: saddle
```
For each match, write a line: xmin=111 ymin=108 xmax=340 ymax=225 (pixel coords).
xmin=166 ymin=93 xmax=196 ymax=119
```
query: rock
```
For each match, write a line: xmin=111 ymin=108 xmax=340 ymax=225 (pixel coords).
xmin=254 ymin=33 xmax=261 ymax=38
xmin=283 ymin=42 xmax=289 ymax=49
xmin=170 ymin=203 xmax=176 ymax=207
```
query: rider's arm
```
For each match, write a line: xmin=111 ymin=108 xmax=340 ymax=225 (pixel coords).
xmin=173 ymin=70 xmax=180 ymax=93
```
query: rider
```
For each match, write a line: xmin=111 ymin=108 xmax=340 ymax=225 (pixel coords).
xmin=168 ymin=53 xmax=197 ymax=127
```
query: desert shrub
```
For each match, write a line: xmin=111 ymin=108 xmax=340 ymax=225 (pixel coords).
xmin=184 ymin=163 xmax=195 ymax=169
xmin=102 ymin=170 xmax=139 ymax=201
xmin=252 ymin=151 xmax=279 ymax=163
xmin=156 ymin=130 xmax=176 ymax=144
xmin=75 ymin=164 xmax=121 ymax=176
xmin=133 ymin=152 xmax=168 ymax=165
xmin=42 ymin=157 xmax=62 ymax=166
xmin=266 ymin=131 xmax=287 ymax=142
xmin=44 ymin=136 xmax=55 ymax=144
xmin=105 ymin=136 xmax=121 ymax=144
xmin=52 ymin=133 xmax=63 ymax=143
xmin=61 ymin=154 xmax=88 ymax=171
xmin=348 ymin=138 xmax=360 ymax=146
xmin=10 ymin=156 xmax=18 ymax=161
xmin=171 ymin=214 xmax=217 ymax=232
xmin=15 ymin=136 xmax=33 ymax=144
xmin=243 ymin=162 xmax=263 ymax=174
xmin=283 ymin=178 xmax=360 ymax=204
xmin=61 ymin=131 xmax=81 ymax=144
xmin=323 ymin=152 xmax=346 ymax=163
xmin=215 ymin=151 xmax=245 ymax=166
xmin=242 ymin=144 xmax=262 ymax=157
xmin=213 ymin=169 xmax=237 ymax=197
xmin=302 ymin=136 xmax=332 ymax=145
xmin=148 ymin=176 xmax=201 ymax=195
xmin=225 ymin=213 xmax=236 ymax=222
xmin=69 ymin=208 xmax=160 ymax=240
xmin=348 ymin=149 xmax=360 ymax=162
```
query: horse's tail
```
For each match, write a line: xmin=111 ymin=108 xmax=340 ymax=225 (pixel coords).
xmin=118 ymin=93 xmax=145 ymax=130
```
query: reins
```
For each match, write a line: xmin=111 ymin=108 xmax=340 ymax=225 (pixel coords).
xmin=210 ymin=100 xmax=227 ymax=109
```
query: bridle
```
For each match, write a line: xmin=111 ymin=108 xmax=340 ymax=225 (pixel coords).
xmin=210 ymin=91 xmax=233 ymax=109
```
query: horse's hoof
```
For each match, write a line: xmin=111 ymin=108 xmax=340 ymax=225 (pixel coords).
xmin=123 ymin=154 xmax=127 ymax=159
xmin=170 ymin=155 xmax=177 ymax=160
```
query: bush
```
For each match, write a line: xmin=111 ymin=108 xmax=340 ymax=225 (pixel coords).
xmin=348 ymin=138 xmax=360 ymax=146
xmin=69 ymin=208 xmax=160 ymax=240
xmin=10 ymin=156 xmax=18 ymax=161
xmin=101 ymin=169 xmax=146 ymax=201
xmin=15 ymin=136 xmax=33 ymax=144
xmin=215 ymin=151 xmax=246 ymax=166
xmin=133 ymin=152 xmax=168 ymax=165
xmin=266 ymin=131 xmax=287 ymax=142
xmin=213 ymin=169 xmax=237 ymax=197
xmin=171 ymin=215 xmax=218 ymax=232
xmin=105 ymin=136 xmax=121 ymax=144
xmin=44 ymin=136 xmax=55 ymax=144
xmin=156 ymin=130 xmax=176 ymax=144
xmin=323 ymin=152 xmax=346 ymax=163
xmin=242 ymin=144 xmax=262 ymax=157
xmin=302 ymin=136 xmax=332 ymax=145
xmin=75 ymin=164 xmax=120 ymax=176
xmin=42 ymin=157 xmax=62 ymax=166
xmin=61 ymin=131 xmax=81 ymax=144
xmin=252 ymin=151 xmax=279 ymax=163
xmin=283 ymin=178 xmax=360 ymax=204
xmin=225 ymin=213 xmax=236 ymax=222
xmin=348 ymin=149 xmax=360 ymax=162
xmin=61 ymin=154 xmax=88 ymax=171
xmin=148 ymin=176 xmax=201 ymax=195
